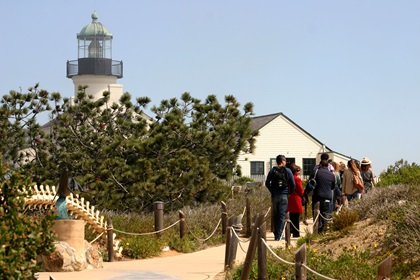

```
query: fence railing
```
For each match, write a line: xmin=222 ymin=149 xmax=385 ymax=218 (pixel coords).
xmin=224 ymin=204 xmax=393 ymax=280
xmin=24 ymin=184 xmax=394 ymax=278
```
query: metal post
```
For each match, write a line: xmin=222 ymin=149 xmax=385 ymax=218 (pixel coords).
xmin=179 ymin=210 xmax=186 ymax=239
xmin=154 ymin=201 xmax=164 ymax=238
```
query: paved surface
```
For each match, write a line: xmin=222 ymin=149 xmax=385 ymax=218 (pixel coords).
xmin=38 ymin=220 xmax=313 ymax=280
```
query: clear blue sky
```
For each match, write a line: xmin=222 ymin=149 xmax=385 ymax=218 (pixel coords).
xmin=1 ymin=1 xmax=420 ymax=175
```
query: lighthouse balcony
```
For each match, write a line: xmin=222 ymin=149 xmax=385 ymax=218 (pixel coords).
xmin=67 ymin=58 xmax=123 ymax=78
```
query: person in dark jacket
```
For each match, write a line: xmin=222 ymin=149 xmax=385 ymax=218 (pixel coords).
xmin=310 ymin=159 xmax=335 ymax=233
xmin=265 ymin=154 xmax=296 ymax=241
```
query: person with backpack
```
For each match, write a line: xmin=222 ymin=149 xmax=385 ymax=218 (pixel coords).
xmin=310 ymin=159 xmax=335 ymax=234
xmin=265 ymin=154 xmax=296 ymax=241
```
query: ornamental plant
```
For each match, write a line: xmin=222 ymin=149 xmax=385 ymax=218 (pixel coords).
xmin=0 ymin=157 xmax=56 ymax=279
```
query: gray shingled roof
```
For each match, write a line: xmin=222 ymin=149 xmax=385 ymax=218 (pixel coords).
xmin=250 ymin=112 xmax=282 ymax=131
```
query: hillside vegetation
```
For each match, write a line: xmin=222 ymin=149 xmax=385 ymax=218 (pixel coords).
xmin=228 ymin=159 xmax=420 ymax=279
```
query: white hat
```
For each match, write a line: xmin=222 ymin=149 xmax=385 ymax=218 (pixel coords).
xmin=361 ymin=157 xmax=371 ymax=165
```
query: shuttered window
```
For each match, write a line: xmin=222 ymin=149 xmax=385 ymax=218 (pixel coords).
xmin=250 ymin=161 xmax=265 ymax=175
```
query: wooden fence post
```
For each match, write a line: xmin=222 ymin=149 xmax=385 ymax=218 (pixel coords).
xmin=257 ymin=222 xmax=267 ymax=280
xmin=179 ymin=210 xmax=186 ymax=239
xmin=377 ymin=255 xmax=392 ymax=280
xmin=221 ymin=201 xmax=227 ymax=235
xmin=271 ymin=205 xmax=274 ymax=233
xmin=295 ymin=244 xmax=307 ymax=280
xmin=106 ymin=218 xmax=115 ymax=262
xmin=224 ymin=216 xmax=234 ymax=270
xmin=313 ymin=201 xmax=320 ymax=234
xmin=241 ymin=213 xmax=265 ymax=280
xmin=285 ymin=212 xmax=291 ymax=246
xmin=227 ymin=215 xmax=243 ymax=269
xmin=246 ymin=197 xmax=252 ymax=237
xmin=154 ymin=201 xmax=164 ymax=238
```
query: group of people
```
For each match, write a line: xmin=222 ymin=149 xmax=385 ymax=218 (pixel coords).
xmin=265 ymin=153 xmax=376 ymax=239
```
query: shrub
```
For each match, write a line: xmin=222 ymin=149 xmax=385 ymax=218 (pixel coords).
xmin=378 ymin=159 xmax=420 ymax=187
xmin=0 ymin=158 xmax=56 ymax=279
xmin=330 ymin=208 xmax=358 ymax=231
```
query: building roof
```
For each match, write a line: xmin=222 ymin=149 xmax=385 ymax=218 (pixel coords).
xmin=77 ymin=12 xmax=113 ymax=39
xmin=251 ymin=112 xmax=335 ymax=152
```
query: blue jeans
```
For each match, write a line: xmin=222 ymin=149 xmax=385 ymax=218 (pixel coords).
xmin=346 ymin=190 xmax=360 ymax=202
xmin=272 ymin=194 xmax=288 ymax=239
xmin=312 ymin=196 xmax=332 ymax=233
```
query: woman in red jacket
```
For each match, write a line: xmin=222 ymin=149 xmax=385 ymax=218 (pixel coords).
xmin=287 ymin=164 xmax=305 ymax=237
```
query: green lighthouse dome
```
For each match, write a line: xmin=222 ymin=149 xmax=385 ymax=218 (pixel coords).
xmin=77 ymin=11 xmax=113 ymax=39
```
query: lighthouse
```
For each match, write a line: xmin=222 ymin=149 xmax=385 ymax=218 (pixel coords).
xmin=66 ymin=12 xmax=123 ymax=105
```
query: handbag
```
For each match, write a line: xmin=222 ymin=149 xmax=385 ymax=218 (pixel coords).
xmin=352 ymin=172 xmax=364 ymax=191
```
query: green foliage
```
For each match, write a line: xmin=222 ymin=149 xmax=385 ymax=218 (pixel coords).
xmin=0 ymin=84 xmax=58 ymax=171
xmin=330 ymin=208 xmax=358 ymax=231
xmin=122 ymin=236 xmax=166 ymax=259
xmin=228 ymin=246 xmax=380 ymax=280
xmin=378 ymin=159 xmax=420 ymax=186
xmin=0 ymin=157 xmax=56 ymax=279
xmin=296 ymin=228 xmax=315 ymax=247
xmin=1 ymin=85 xmax=257 ymax=212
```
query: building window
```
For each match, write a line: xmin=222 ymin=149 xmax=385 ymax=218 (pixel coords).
xmin=269 ymin=157 xmax=295 ymax=169
xmin=250 ymin=161 xmax=265 ymax=175
xmin=303 ymin=158 xmax=316 ymax=177
xmin=285 ymin=157 xmax=295 ymax=169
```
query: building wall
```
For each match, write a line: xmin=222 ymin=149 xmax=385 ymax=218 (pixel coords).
xmin=71 ymin=75 xmax=122 ymax=105
xmin=238 ymin=115 xmax=336 ymax=177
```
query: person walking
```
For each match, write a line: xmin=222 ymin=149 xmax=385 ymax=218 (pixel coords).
xmin=287 ymin=164 xmax=304 ymax=237
xmin=330 ymin=161 xmax=342 ymax=211
xmin=314 ymin=152 xmax=335 ymax=173
xmin=265 ymin=154 xmax=296 ymax=241
xmin=360 ymin=157 xmax=375 ymax=193
xmin=341 ymin=159 xmax=363 ymax=203
xmin=310 ymin=159 xmax=335 ymax=233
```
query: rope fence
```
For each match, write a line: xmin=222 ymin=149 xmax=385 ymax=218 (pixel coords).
xmin=185 ymin=218 xmax=222 ymax=242
xmin=112 ymin=220 xmax=180 ymax=236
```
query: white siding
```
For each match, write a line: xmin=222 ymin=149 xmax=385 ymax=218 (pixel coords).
xmin=238 ymin=114 xmax=346 ymax=177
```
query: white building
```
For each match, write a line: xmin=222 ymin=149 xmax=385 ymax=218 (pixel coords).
xmin=237 ymin=112 xmax=351 ymax=180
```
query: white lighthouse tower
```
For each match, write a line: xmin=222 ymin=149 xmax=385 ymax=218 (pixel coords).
xmin=66 ymin=12 xmax=123 ymax=104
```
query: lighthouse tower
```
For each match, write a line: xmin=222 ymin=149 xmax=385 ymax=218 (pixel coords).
xmin=66 ymin=12 xmax=123 ymax=104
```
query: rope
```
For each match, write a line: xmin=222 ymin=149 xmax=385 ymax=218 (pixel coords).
xmin=286 ymin=219 xmax=300 ymax=232
xmin=264 ymin=207 xmax=271 ymax=218
xmin=230 ymin=226 xmax=251 ymax=243
xmin=111 ymin=220 xmax=180 ymax=236
xmin=313 ymin=212 xmax=320 ymax=224
xmin=261 ymin=238 xmax=295 ymax=265
xmin=186 ymin=218 xmax=222 ymax=242
xmin=319 ymin=212 xmax=334 ymax=221
xmin=261 ymin=238 xmax=337 ymax=280
xmin=89 ymin=231 xmax=105 ymax=244
xmin=237 ymin=238 xmax=248 ymax=253
xmin=301 ymin=263 xmax=338 ymax=280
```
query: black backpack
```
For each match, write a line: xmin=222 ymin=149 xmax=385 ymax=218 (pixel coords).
xmin=271 ymin=166 xmax=289 ymax=190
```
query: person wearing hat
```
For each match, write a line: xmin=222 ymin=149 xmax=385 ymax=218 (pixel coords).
xmin=360 ymin=157 xmax=375 ymax=193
